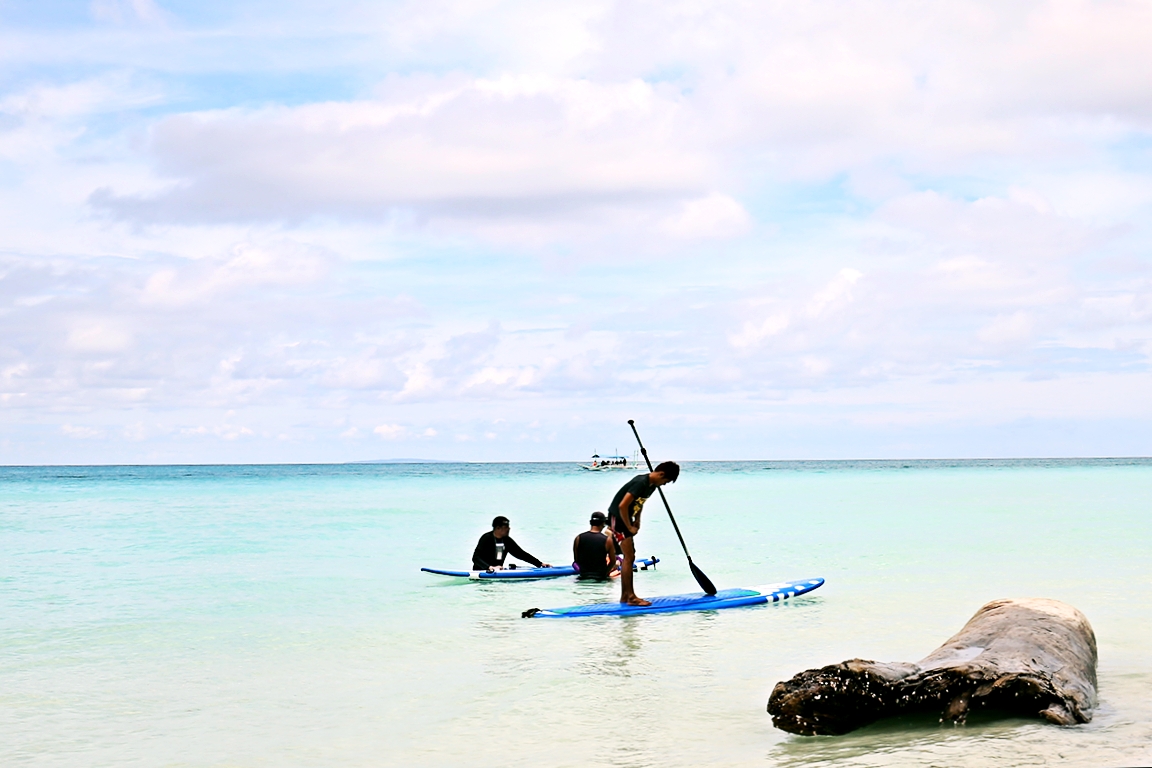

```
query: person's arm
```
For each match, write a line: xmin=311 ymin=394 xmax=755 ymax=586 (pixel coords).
xmin=572 ymin=535 xmax=580 ymax=567
xmin=503 ymin=535 xmax=545 ymax=568
xmin=618 ymin=492 xmax=638 ymax=534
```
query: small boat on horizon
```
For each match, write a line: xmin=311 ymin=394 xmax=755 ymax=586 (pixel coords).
xmin=579 ymin=452 xmax=639 ymax=471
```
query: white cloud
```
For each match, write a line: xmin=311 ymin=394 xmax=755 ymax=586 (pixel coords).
xmin=181 ymin=424 xmax=255 ymax=440
xmin=0 ymin=74 xmax=158 ymax=125
xmin=66 ymin=322 xmax=133 ymax=353
xmin=61 ymin=424 xmax=103 ymax=439
xmin=141 ymin=242 xmax=330 ymax=307
xmin=370 ymin=423 xmax=437 ymax=440
xmin=374 ymin=423 xmax=407 ymax=439
xmin=122 ymin=422 xmax=150 ymax=440
xmin=90 ymin=0 xmax=167 ymax=25
xmin=465 ymin=366 xmax=537 ymax=390
xmin=979 ymin=311 xmax=1036 ymax=346
xmin=800 ymin=356 xmax=831 ymax=377
xmin=91 ymin=75 xmax=712 ymax=227
xmin=319 ymin=356 xmax=405 ymax=391
xmin=728 ymin=269 xmax=861 ymax=351
xmin=807 ymin=269 xmax=863 ymax=318
xmin=660 ymin=193 xmax=751 ymax=239
xmin=72 ymin=1 xmax=1152 ymax=251
xmin=729 ymin=313 xmax=790 ymax=349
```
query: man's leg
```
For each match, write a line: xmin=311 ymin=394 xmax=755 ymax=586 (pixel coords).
xmin=619 ymin=537 xmax=635 ymax=602
xmin=618 ymin=538 xmax=650 ymax=606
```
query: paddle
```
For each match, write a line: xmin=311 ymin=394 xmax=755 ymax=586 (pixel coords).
xmin=627 ymin=419 xmax=717 ymax=596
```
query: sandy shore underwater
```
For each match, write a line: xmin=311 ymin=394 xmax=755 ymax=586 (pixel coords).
xmin=2 ymin=460 xmax=1150 ymax=767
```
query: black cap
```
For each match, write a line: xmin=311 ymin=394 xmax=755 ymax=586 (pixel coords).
xmin=589 ymin=512 xmax=607 ymax=525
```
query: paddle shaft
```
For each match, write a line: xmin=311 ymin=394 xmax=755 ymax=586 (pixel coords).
xmin=627 ymin=420 xmax=716 ymax=594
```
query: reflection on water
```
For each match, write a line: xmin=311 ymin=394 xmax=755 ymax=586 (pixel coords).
xmin=570 ymin=617 xmax=641 ymax=676
xmin=769 ymin=712 xmax=1033 ymax=768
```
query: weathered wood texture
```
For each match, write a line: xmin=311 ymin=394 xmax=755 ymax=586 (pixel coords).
xmin=768 ymin=598 xmax=1097 ymax=735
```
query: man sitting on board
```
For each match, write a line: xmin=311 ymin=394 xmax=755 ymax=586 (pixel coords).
xmin=471 ymin=516 xmax=551 ymax=572
xmin=608 ymin=461 xmax=680 ymax=606
xmin=572 ymin=512 xmax=619 ymax=580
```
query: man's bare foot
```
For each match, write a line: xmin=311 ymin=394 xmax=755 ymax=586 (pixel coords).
xmin=622 ymin=596 xmax=652 ymax=607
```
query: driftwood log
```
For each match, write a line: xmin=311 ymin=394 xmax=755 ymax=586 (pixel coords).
xmin=768 ymin=598 xmax=1097 ymax=735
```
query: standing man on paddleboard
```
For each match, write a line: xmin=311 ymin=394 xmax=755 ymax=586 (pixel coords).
xmin=572 ymin=512 xmax=618 ymax=580
xmin=472 ymin=516 xmax=550 ymax=572
xmin=608 ymin=462 xmax=679 ymax=606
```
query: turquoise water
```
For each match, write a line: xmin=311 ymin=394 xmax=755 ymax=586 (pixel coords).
xmin=2 ymin=460 xmax=1151 ymax=767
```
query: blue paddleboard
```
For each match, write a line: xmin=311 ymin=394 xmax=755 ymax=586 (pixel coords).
xmin=521 ymin=577 xmax=824 ymax=617
xmin=421 ymin=556 xmax=660 ymax=581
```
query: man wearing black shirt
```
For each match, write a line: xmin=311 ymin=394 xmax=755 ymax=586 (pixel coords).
xmin=572 ymin=511 xmax=618 ymax=579
xmin=471 ymin=516 xmax=551 ymax=572
xmin=608 ymin=461 xmax=680 ymax=606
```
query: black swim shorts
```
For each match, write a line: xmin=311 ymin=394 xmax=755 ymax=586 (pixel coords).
xmin=609 ymin=513 xmax=634 ymax=540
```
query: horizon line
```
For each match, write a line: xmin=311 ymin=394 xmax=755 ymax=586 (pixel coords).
xmin=2 ymin=456 xmax=1151 ymax=469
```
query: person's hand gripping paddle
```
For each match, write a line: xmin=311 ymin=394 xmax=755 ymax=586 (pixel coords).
xmin=627 ymin=420 xmax=717 ymax=595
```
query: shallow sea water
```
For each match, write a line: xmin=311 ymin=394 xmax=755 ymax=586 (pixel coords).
xmin=1 ymin=460 xmax=1150 ymax=767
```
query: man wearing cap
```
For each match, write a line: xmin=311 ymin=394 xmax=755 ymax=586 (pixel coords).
xmin=471 ymin=516 xmax=550 ymax=572
xmin=572 ymin=512 xmax=618 ymax=580
xmin=608 ymin=461 xmax=680 ymax=606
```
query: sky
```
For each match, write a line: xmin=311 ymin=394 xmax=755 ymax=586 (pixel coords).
xmin=2 ymin=0 xmax=1152 ymax=464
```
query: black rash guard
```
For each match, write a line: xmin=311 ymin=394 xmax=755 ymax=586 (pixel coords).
xmin=471 ymin=531 xmax=543 ymax=570
xmin=574 ymin=530 xmax=614 ymax=579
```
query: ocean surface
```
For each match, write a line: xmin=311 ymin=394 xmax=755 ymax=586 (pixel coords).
xmin=2 ymin=459 xmax=1151 ymax=768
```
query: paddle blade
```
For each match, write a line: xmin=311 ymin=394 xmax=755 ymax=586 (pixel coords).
xmin=690 ymin=560 xmax=717 ymax=595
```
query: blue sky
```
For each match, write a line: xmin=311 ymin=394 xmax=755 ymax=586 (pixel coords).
xmin=2 ymin=0 xmax=1152 ymax=463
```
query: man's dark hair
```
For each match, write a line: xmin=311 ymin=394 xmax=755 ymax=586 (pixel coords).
xmin=654 ymin=461 xmax=680 ymax=482
xmin=492 ymin=516 xmax=510 ymax=528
